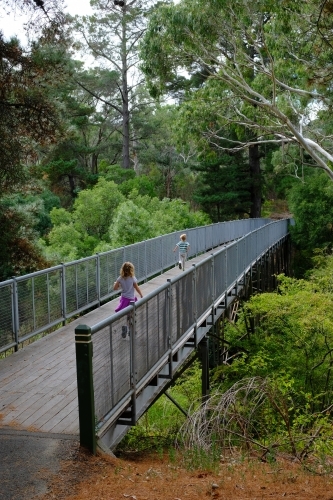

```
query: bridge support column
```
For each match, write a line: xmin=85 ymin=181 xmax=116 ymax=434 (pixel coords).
xmin=199 ymin=336 xmax=209 ymax=403
xmin=75 ymin=324 xmax=96 ymax=455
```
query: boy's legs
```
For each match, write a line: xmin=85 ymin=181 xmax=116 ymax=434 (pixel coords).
xmin=180 ymin=253 xmax=186 ymax=270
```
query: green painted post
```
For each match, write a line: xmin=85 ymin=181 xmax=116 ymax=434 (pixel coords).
xmin=75 ymin=324 xmax=96 ymax=455
xmin=199 ymin=336 xmax=209 ymax=403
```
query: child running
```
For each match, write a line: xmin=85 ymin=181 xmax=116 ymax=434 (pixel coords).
xmin=113 ymin=262 xmax=143 ymax=312
xmin=173 ymin=233 xmax=190 ymax=271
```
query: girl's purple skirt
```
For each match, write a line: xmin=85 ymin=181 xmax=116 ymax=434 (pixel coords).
xmin=115 ymin=296 xmax=137 ymax=312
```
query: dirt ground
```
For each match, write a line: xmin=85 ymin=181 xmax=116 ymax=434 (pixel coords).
xmin=38 ymin=444 xmax=333 ymax=500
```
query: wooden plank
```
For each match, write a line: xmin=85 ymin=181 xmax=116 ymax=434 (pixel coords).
xmin=18 ymin=394 xmax=67 ymax=426
xmin=38 ymin=397 xmax=78 ymax=433
xmin=1 ymin=392 xmax=47 ymax=424
xmin=51 ymin=405 xmax=79 ymax=434
xmin=0 ymin=246 xmax=222 ymax=435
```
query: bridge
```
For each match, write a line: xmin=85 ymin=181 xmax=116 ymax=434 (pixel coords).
xmin=0 ymin=219 xmax=291 ymax=454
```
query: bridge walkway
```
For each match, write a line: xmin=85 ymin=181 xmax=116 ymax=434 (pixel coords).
xmin=0 ymin=248 xmax=221 ymax=436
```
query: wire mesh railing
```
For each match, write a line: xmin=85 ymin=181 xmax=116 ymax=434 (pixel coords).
xmin=0 ymin=218 xmax=274 ymax=353
xmin=83 ymin=219 xmax=290 ymax=443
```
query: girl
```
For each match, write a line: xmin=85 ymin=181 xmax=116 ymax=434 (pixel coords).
xmin=113 ymin=262 xmax=143 ymax=312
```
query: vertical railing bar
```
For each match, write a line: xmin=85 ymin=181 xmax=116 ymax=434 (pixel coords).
xmin=145 ymin=240 xmax=148 ymax=282
xmin=61 ymin=263 xmax=66 ymax=324
xmin=12 ymin=278 xmax=19 ymax=351
xmin=32 ymin=277 xmax=36 ymax=331
xmin=146 ymin=300 xmax=149 ymax=370
xmin=167 ymin=279 xmax=172 ymax=378
xmin=224 ymin=248 xmax=228 ymax=310
xmin=110 ymin=323 xmax=114 ymax=408
xmin=96 ymin=254 xmax=101 ymax=306
xmin=157 ymin=292 xmax=160 ymax=358
xmin=192 ymin=264 xmax=197 ymax=346
xmin=47 ymin=273 xmax=51 ymax=324
xmin=75 ymin=264 xmax=78 ymax=311
xmin=236 ymin=241 xmax=239 ymax=295
xmin=86 ymin=261 xmax=89 ymax=306
xmin=130 ymin=302 xmax=137 ymax=425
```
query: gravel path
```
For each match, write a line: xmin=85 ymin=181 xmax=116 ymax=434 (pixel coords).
xmin=0 ymin=428 xmax=78 ymax=500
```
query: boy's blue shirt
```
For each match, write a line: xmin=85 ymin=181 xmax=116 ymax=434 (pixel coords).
xmin=176 ymin=241 xmax=190 ymax=254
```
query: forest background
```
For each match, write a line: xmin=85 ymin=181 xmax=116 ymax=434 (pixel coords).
xmin=3 ymin=0 xmax=333 ymax=282
xmin=2 ymin=0 xmax=333 ymax=481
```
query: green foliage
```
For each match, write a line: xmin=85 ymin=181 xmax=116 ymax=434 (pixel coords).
xmin=214 ymin=275 xmax=333 ymax=415
xmin=309 ymin=253 xmax=333 ymax=293
xmin=0 ymin=202 xmax=50 ymax=280
xmin=0 ymin=35 xmax=67 ymax=196
xmin=116 ymin=360 xmax=202 ymax=454
xmin=149 ymin=197 xmax=210 ymax=235
xmin=288 ymin=172 xmax=333 ymax=252
xmin=49 ymin=207 xmax=73 ymax=227
xmin=118 ymin=175 xmax=158 ymax=198
xmin=192 ymin=154 xmax=252 ymax=221
xmin=287 ymin=171 xmax=333 ymax=276
xmin=110 ymin=199 xmax=155 ymax=246
xmin=73 ymin=177 xmax=125 ymax=239
xmin=140 ymin=0 xmax=333 ymax=183
xmin=180 ymin=376 xmax=333 ymax=466
xmin=101 ymin=164 xmax=136 ymax=184
xmin=42 ymin=178 xmax=125 ymax=261
xmin=43 ymin=223 xmax=85 ymax=261
xmin=41 ymin=179 xmax=210 ymax=261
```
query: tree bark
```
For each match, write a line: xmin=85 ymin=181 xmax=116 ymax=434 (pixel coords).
xmin=121 ymin=5 xmax=131 ymax=169
xmin=249 ymin=143 xmax=261 ymax=218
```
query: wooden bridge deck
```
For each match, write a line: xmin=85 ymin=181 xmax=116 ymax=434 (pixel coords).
xmin=0 ymin=250 xmax=217 ymax=436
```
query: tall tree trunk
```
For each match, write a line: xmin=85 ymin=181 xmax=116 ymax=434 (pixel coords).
xmin=67 ymin=174 xmax=76 ymax=198
xmin=248 ymin=45 xmax=261 ymax=218
xmin=91 ymin=153 xmax=98 ymax=174
xmin=249 ymin=143 xmax=261 ymax=218
xmin=121 ymin=8 xmax=131 ymax=169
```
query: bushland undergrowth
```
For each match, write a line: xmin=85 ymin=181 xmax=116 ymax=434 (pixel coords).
xmin=117 ymin=256 xmax=333 ymax=474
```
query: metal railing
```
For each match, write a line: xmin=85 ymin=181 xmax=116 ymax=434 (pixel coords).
xmin=0 ymin=218 xmax=272 ymax=353
xmin=75 ymin=219 xmax=290 ymax=451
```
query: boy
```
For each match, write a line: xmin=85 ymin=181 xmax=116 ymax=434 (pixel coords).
xmin=173 ymin=233 xmax=190 ymax=271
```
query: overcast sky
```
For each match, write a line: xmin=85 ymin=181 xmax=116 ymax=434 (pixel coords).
xmin=1 ymin=0 xmax=93 ymax=41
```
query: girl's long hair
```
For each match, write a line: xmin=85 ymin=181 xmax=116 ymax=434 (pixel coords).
xmin=120 ymin=261 xmax=135 ymax=278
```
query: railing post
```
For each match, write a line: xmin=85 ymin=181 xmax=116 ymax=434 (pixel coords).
xmin=12 ymin=277 xmax=19 ymax=351
xmin=198 ymin=336 xmax=209 ymax=403
xmin=129 ymin=301 xmax=137 ymax=425
xmin=224 ymin=249 xmax=228 ymax=310
xmin=210 ymin=255 xmax=216 ymax=345
xmin=211 ymin=254 xmax=215 ymax=305
xmin=235 ymin=241 xmax=239 ymax=295
xmin=145 ymin=240 xmax=148 ymax=282
xmin=96 ymin=253 xmax=101 ymax=306
xmin=167 ymin=279 xmax=173 ymax=378
xmin=75 ymin=324 xmax=96 ymax=455
xmin=192 ymin=264 xmax=198 ymax=346
xmin=61 ymin=263 xmax=66 ymax=326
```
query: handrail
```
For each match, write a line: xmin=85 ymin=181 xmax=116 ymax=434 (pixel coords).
xmin=0 ymin=218 xmax=276 ymax=353
xmin=75 ymin=218 xmax=291 ymax=451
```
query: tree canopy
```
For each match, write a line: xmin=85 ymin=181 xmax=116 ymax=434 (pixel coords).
xmin=140 ymin=0 xmax=333 ymax=181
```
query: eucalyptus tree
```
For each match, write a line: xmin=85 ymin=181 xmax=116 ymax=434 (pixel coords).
xmin=140 ymin=0 xmax=333 ymax=187
xmin=75 ymin=0 xmax=157 ymax=170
